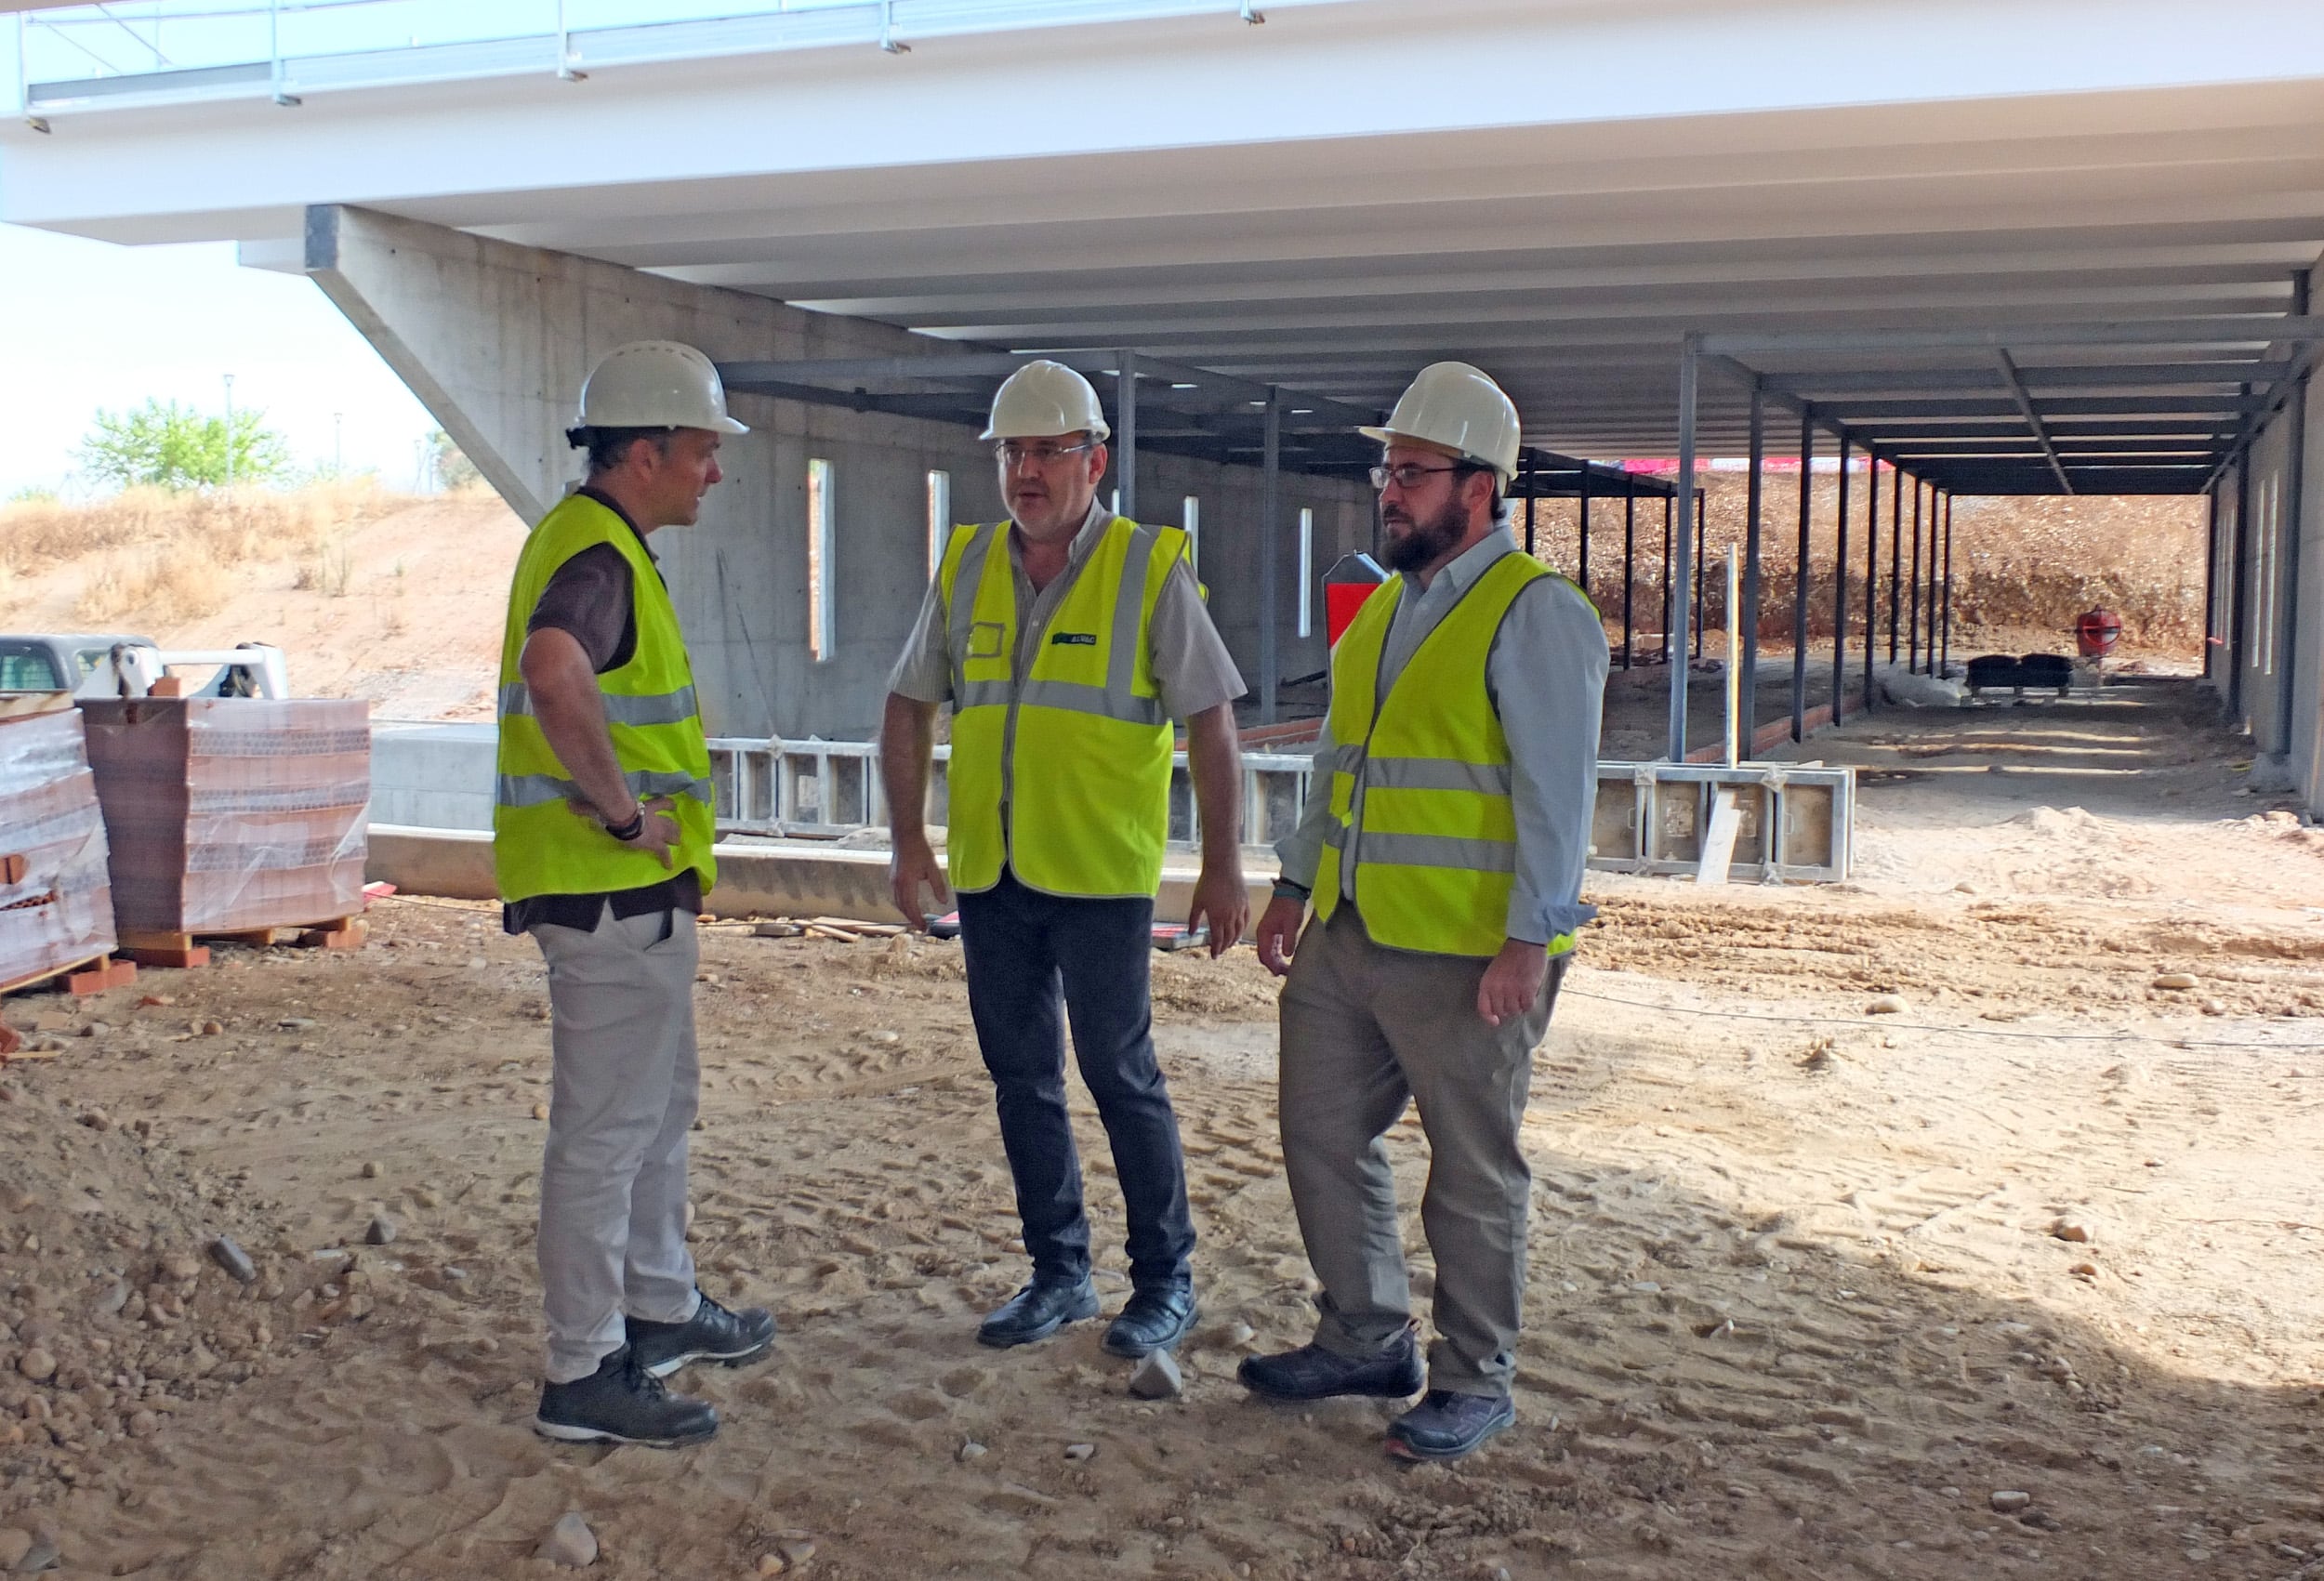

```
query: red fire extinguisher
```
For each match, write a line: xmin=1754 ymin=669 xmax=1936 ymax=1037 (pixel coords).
xmin=2074 ymin=606 xmax=2122 ymax=659
xmin=1323 ymin=552 xmax=1388 ymax=646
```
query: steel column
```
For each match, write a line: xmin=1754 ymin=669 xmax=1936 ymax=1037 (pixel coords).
xmin=1741 ymin=389 xmax=1765 ymax=753
xmin=1622 ymin=476 xmax=1636 ymax=672
xmin=2231 ymin=443 xmax=2252 ymax=718
xmin=1693 ymin=487 xmax=1708 ymax=663
xmin=1887 ymin=466 xmax=1903 ymax=662
xmin=1928 ymin=483 xmax=1945 ymax=679
xmin=1669 ymin=331 xmax=1698 ymax=761
xmin=1523 ymin=451 xmax=1538 ymax=557
xmin=1259 ymin=389 xmax=1280 ymax=726
xmin=1831 ymin=434 xmax=1851 ymax=725
xmin=2203 ymin=481 xmax=2222 ymax=685
xmin=1940 ymin=492 xmax=1955 ymax=679
xmin=1659 ymin=495 xmax=1673 ymax=669
xmin=1578 ymin=465 xmax=1592 ymax=599
xmin=1790 ymin=411 xmax=1813 ymax=743
xmin=1908 ymin=479 xmax=1923 ymax=673
xmin=1863 ymin=455 xmax=1879 ymax=706
xmin=2276 ymin=272 xmax=2310 ymax=755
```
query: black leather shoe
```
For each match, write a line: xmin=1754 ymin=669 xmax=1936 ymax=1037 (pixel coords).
xmin=534 ymin=1345 xmax=719 ymax=1447
xmin=977 ymin=1276 xmax=1100 ymax=1349
xmin=1238 ymin=1325 xmax=1423 ymax=1402
xmin=1385 ymin=1389 xmax=1515 ymax=1461
xmin=1102 ymin=1285 xmax=1197 ymax=1358
xmin=627 ymin=1289 xmax=778 ymax=1379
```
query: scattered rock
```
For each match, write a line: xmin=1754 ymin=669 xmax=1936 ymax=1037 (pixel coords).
xmin=95 ymin=1282 xmax=129 ymax=1316
xmin=2049 ymin=1219 xmax=2093 ymax=1245
xmin=2200 ymin=998 xmax=2227 ymax=1017
xmin=1867 ymin=995 xmax=1908 ymax=1016
xmin=359 ymin=1160 xmax=381 ymax=1179
xmin=2068 ymin=1261 xmax=2099 ymax=1278
xmin=1219 ymin=1322 xmax=1256 ymax=1350
xmin=0 ymin=1531 xmax=29 ymax=1572
xmin=126 ymin=1409 xmax=159 ymax=1438
xmin=779 ymin=1538 xmax=817 ymax=1566
xmin=537 ymin=1511 xmax=597 ymax=1569
xmin=12 ymin=1538 xmax=58 ymax=1574
xmin=533 ymin=1103 xmax=551 ymax=1122
xmin=137 ymin=994 xmax=175 ymax=1008
xmin=278 ymin=1018 xmax=316 ymax=1031
xmin=1063 ymin=1442 xmax=1096 ymax=1461
xmin=159 ymin=1252 xmax=201 ymax=1281
xmin=17 ymin=1349 xmax=56 ymax=1382
xmin=365 ymin=1214 xmax=396 ymax=1246
xmin=2153 ymin=972 xmax=2199 ymax=991
xmin=1953 ymin=882 xmax=1976 ymax=895
xmin=209 ymin=1236 xmax=257 ymax=1284
xmin=75 ymin=1109 xmax=110 ymax=1131
xmin=756 ymin=1556 xmax=788 ymax=1577
xmin=79 ymin=1022 xmax=107 ymax=1039
xmin=201 ymin=1021 xmax=223 ymax=1037
xmin=957 ymin=1440 xmax=986 ymax=1462
xmin=1129 ymin=1350 xmax=1183 ymax=1400
xmin=1989 ymin=1490 xmax=2031 ymax=1513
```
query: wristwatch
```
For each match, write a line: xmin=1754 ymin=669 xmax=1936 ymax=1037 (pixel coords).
xmin=1272 ymin=877 xmax=1312 ymax=903
xmin=603 ymin=805 xmax=646 ymax=842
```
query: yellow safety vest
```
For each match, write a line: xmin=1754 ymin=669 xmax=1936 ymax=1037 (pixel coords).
xmin=493 ymin=492 xmax=717 ymax=904
xmin=938 ymin=516 xmax=1189 ymax=899
xmin=1314 ymin=552 xmax=1580 ymax=959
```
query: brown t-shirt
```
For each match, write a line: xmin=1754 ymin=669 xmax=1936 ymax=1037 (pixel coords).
xmin=502 ymin=487 xmax=703 ymax=934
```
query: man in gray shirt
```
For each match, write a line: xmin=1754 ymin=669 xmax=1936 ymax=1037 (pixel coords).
xmin=881 ymin=361 xmax=1248 ymax=1361
xmin=1242 ymin=362 xmax=1607 ymax=1463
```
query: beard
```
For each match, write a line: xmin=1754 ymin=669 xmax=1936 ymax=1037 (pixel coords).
xmin=1380 ymin=490 xmax=1470 ymax=573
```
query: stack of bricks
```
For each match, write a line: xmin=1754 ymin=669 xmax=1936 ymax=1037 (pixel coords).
xmin=0 ymin=699 xmax=125 ymax=996
xmin=80 ymin=697 xmax=371 ymax=967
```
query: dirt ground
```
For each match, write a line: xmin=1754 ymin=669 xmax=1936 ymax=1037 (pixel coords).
xmin=5 ymin=680 xmax=2324 ymax=1579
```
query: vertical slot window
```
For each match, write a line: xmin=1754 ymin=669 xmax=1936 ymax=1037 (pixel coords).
xmin=1298 ymin=506 xmax=1314 ymax=638
xmin=926 ymin=469 xmax=951 ymax=576
xmin=807 ymin=457 xmax=835 ymax=662
xmin=1182 ymin=495 xmax=1200 ymax=573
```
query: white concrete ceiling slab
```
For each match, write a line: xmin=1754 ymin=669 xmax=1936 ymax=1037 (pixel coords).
xmin=7 ymin=0 xmax=2323 ymax=474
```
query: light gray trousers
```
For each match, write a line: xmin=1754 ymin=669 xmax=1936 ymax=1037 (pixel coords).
xmin=533 ymin=903 xmax=702 ymax=1384
xmin=1277 ymin=908 xmax=1565 ymax=1399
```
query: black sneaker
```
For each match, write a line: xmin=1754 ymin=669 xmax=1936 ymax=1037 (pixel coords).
xmin=534 ymin=1345 xmax=719 ymax=1447
xmin=1102 ymin=1285 xmax=1198 ymax=1358
xmin=1385 ymin=1389 xmax=1515 ymax=1462
xmin=976 ymin=1275 xmax=1100 ymax=1348
xmin=627 ymin=1289 xmax=777 ymax=1379
xmin=1238 ymin=1324 xmax=1424 ymax=1402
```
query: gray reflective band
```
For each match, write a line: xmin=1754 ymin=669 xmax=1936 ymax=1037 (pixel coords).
xmin=946 ymin=524 xmax=999 ymax=677
xmin=1355 ymin=831 xmax=1517 ymax=874
xmin=1021 ymin=678 xmax=1166 ymax=727
xmin=499 ymin=682 xmax=698 ymax=729
xmin=1319 ymin=823 xmax=1347 ymax=850
xmin=1105 ymin=523 xmax=1159 ymax=703
xmin=1362 ymin=757 xmax=1513 ymax=796
xmin=496 ymin=769 xmax=713 ymax=810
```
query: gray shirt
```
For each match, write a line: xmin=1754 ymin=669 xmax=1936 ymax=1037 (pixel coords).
xmin=1275 ymin=526 xmax=1608 ymax=946
xmin=888 ymin=497 xmax=1246 ymax=718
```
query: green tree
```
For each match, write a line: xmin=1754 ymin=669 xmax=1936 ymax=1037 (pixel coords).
xmin=426 ymin=428 xmax=481 ymax=491
xmin=76 ymin=399 xmax=289 ymax=492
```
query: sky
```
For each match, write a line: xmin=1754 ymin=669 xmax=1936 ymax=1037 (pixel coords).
xmin=0 ymin=221 xmax=442 ymax=498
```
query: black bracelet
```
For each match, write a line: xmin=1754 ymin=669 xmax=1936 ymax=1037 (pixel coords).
xmin=1272 ymin=878 xmax=1312 ymax=902
xmin=603 ymin=807 xmax=645 ymax=842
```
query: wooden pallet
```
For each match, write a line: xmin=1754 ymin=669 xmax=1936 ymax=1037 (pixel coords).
xmin=0 ymin=949 xmax=137 ymax=1000
xmin=117 ymin=915 xmax=367 ymax=969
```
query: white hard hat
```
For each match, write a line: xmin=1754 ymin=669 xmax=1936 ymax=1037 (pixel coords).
xmin=576 ymin=341 xmax=748 ymax=435
xmin=982 ymin=360 xmax=1111 ymax=442
xmin=1359 ymin=361 xmax=1520 ymax=484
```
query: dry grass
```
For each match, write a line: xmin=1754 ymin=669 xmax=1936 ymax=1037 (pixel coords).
xmin=0 ymin=481 xmax=416 ymax=625
xmin=1518 ymin=472 xmax=2207 ymax=653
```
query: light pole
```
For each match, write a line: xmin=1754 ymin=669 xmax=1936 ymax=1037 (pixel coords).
xmin=222 ymin=374 xmax=236 ymax=490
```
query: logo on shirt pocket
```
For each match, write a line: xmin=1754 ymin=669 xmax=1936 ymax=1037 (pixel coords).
xmin=1049 ymin=632 xmax=1098 ymax=647
xmin=967 ymin=621 xmax=1007 ymax=660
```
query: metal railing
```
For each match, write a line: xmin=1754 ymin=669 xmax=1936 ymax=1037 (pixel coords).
xmin=706 ymin=737 xmax=1315 ymax=850
xmin=706 ymin=737 xmax=1853 ymax=882
xmin=15 ymin=0 xmax=1290 ymax=118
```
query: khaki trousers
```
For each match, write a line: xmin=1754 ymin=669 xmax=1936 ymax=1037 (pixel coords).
xmin=1277 ymin=907 xmax=1566 ymax=1399
xmin=533 ymin=903 xmax=703 ymax=1383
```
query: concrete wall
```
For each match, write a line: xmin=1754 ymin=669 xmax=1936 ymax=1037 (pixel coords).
xmin=2208 ymin=254 xmax=2324 ymax=816
xmin=305 ymin=204 xmax=1370 ymax=742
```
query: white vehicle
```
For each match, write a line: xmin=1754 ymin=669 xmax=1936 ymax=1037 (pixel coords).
xmin=0 ymin=634 xmax=288 ymax=700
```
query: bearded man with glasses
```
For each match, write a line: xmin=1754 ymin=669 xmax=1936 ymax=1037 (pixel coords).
xmin=1242 ymin=362 xmax=1608 ymax=1462
xmin=879 ymin=360 xmax=1248 ymax=1359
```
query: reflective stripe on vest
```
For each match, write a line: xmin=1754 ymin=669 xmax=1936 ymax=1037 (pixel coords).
xmin=939 ymin=516 xmax=1184 ymax=898
xmin=492 ymin=492 xmax=717 ymax=904
xmin=1312 ymin=552 xmax=1579 ymax=959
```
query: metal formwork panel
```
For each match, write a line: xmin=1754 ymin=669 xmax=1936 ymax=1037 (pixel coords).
xmin=1590 ymin=761 xmax=1853 ymax=883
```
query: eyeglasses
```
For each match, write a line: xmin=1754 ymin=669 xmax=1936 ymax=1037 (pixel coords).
xmin=996 ymin=440 xmax=1099 ymax=468
xmin=1369 ymin=462 xmax=1467 ymax=492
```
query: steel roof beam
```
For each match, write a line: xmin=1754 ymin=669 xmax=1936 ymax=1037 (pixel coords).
xmin=1704 ymin=315 xmax=2324 ymax=356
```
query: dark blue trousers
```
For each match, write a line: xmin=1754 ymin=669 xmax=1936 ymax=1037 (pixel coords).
xmin=957 ymin=869 xmax=1195 ymax=1290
